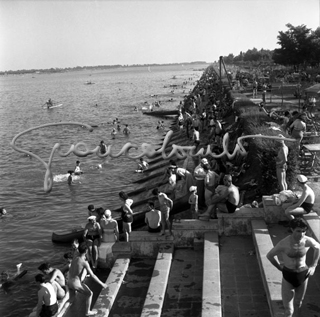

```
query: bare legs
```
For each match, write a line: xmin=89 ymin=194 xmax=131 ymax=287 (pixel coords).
xmin=282 ymin=278 xmax=308 ymax=317
xmin=276 ymin=167 xmax=288 ymax=191
xmin=285 ymin=206 xmax=307 ymax=220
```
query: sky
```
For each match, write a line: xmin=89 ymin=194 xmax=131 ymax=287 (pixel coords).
xmin=0 ymin=0 xmax=320 ymax=72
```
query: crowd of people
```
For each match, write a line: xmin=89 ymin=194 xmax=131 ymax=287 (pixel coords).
xmin=24 ymin=65 xmax=320 ymax=317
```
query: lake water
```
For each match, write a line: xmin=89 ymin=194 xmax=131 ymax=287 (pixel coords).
xmin=0 ymin=64 xmax=206 ymax=317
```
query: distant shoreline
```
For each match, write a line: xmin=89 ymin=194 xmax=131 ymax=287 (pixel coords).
xmin=0 ymin=61 xmax=208 ymax=76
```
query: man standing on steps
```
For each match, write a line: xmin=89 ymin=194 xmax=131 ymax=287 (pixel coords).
xmin=68 ymin=243 xmax=107 ymax=316
xmin=194 ymin=158 xmax=210 ymax=210
xmin=267 ymin=218 xmax=320 ymax=317
xmin=152 ymin=188 xmax=173 ymax=236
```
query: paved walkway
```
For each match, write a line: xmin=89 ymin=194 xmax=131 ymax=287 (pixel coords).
xmin=162 ymin=248 xmax=203 ymax=317
xmin=108 ymin=258 xmax=155 ymax=317
xmin=220 ymin=235 xmax=270 ymax=317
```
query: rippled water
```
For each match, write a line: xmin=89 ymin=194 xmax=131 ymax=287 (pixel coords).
xmin=0 ymin=64 xmax=204 ymax=317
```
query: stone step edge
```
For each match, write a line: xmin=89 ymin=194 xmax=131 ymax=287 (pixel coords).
xmin=202 ymin=231 xmax=221 ymax=317
xmin=303 ymin=212 xmax=320 ymax=243
xmin=94 ymin=257 xmax=130 ymax=317
xmin=140 ymin=244 xmax=174 ymax=317
xmin=251 ymin=219 xmax=283 ymax=317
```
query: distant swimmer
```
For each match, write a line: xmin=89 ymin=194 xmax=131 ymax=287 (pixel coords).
xmin=134 ymin=106 xmax=138 ymax=111
xmin=0 ymin=207 xmax=7 ymax=217
xmin=99 ymin=140 xmax=107 ymax=154
xmin=111 ymin=128 xmax=117 ymax=139
xmin=67 ymin=170 xmax=74 ymax=185
xmin=123 ymin=124 xmax=130 ymax=135
xmin=46 ymin=98 xmax=53 ymax=108
xmin=74 ymin=160 xmax=83 ymax=175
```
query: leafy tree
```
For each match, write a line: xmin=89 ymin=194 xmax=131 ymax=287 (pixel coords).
xmin=273 ymin=24 xmax=314 ymax=68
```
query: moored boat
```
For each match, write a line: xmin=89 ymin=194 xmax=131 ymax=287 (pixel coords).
xmin=143 ymin=110 xmax=179 ymax=116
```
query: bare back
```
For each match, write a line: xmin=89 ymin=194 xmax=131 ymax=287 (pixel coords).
xmin=69 ymin=256 xmax=87 ymax=280
xmin=227 ymin=184 xmax=240 ymax=206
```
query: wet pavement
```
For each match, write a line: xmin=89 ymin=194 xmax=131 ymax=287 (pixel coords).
xmin=219 ymin=235 xmax=270 ymax=317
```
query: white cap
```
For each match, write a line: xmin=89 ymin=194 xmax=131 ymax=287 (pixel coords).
xmin=189 ymin=186 xmax=197 ymax=192
xmin=297 ymin=174 xmax=308 ymax=183
xmin=201 ymin=158 xmax=208 ymax=164
xmin=104 ymin=209 xmax=111 ymax=218
xmin=87 ymin=215 xmax=96 ymax=221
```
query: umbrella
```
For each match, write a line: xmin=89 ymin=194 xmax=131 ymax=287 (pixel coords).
xmin=304 ymin=84 xmax=320 ymax=94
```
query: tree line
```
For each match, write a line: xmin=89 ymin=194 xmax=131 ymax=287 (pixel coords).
xmin=223 ymin=24 xmax=320 ymax=70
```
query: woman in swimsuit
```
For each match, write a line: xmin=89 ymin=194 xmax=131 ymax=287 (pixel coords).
xmin=285 ymin=174 xmax=315 ymax=220
xmin=119 ymin=191 xmax=133 ymax=242
xmin=267 ymin=218 xmax=320 ymax=317
xmin=83 ymin=216 xmax=102 ymax=269
xmin=99 ymin=209 xmax=119 ymax=242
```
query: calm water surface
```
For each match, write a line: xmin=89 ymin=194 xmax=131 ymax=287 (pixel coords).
xmin=0 ymin=64 xmax=204 ymax=317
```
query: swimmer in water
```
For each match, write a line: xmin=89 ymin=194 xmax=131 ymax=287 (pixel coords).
xmin=0 ymin=207 xmax=7 ymax=217
xmin=67 ymin=170 xmax=73 ymax=185
xmin=74 ymin=160 xmax=83 ymax=175
xmin=137 ymin=157 xmax=149 ymax=172
xmin=111 ymin=128 xmax=117 ymax=139
xmin=123 ymin=124 xmax=130 ymax=135
xmin=46 ymin=98 xmax=53 ymax=109
xmin=117 ymin=124 xmax=121 ymax=131
xmin=0 ymin=263 xmax=26 ymax=290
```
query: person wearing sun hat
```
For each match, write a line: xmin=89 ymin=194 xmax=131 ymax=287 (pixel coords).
xmin=83 ymin=215 xmax=102 ymax=269
xmin=284 ymin=174 xmax=315 ymax=220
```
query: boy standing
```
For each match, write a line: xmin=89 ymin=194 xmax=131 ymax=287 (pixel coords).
xmin=188 ymin=186 xmax=198 ymax=219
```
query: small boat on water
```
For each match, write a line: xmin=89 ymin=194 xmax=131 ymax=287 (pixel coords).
xmin=85 ymin=81 xmax=95 ymax=85
xmin=143 ymin=110 xmax=179 ymax=116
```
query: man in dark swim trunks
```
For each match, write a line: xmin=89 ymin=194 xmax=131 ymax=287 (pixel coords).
xmin=35 ymin=274 xmax=58 ymax=317
xmin=200 ymin=174 xmax=239 ymax=219
xmin=285 ymin=174 xmax=315 ymax=220
xmin=267 ymin=218 xmax=320 ymax=317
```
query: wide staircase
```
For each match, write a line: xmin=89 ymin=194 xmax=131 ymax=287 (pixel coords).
xmin=54 ymin=194 xmax=320 ymax=317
